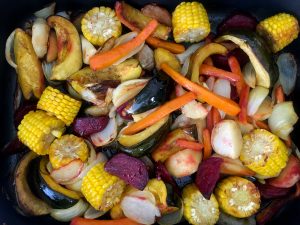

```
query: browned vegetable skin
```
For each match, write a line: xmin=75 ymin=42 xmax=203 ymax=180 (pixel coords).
xmin=141 ymin=4 xmax=172 ymax=26
xmin=47 ymin=16 xmax=82 ymax=80
xmin=14 ymin=28 xmax=45 ymax=99
xmin=121 ymin=1 xmax=171 ymax=40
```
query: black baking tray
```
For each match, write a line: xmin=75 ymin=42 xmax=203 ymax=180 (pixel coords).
xmin=0 ymin=0 xmax=300 ymax=224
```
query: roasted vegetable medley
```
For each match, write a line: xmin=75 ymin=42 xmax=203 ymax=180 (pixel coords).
xmin=4 ymin=1 xmax=300 ymax=225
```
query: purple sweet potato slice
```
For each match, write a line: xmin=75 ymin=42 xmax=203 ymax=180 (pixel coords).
xmin=257 ymin=182 xmax=292 ymax=199
xmin=14 ymin=101 xmax=36 ymax=128
xmin=105 ymin=153 xmax=149 ymax=190
xmin=195 ymin=157 xmax=223 ymax=199
xmin=217 ymin=11 xmax=258 ymax=34
xmin=155 ymin=162 xmax=180 ymax=195
xmin=73 ymin=116 xmax=109 ymax=137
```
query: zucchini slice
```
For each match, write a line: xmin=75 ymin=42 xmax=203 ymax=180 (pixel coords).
xmin=28 ymin=157 xmax=81 ymax=209
xmin=216 ymin=30 xmax=278 ymax=88
xmin=15 ymin=152 xmax=51 ymax=216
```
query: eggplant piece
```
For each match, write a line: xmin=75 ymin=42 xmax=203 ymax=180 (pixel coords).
xmin=14 ymin=152 xmax=52 ymax=216
xmin=216 ymin=30 xmax=278 ymax=88
xmin=129 ymin=70 xmax=172 ymax=114
xmin=118 ymin=116 xmax=170 ymax=157
xmin=28 ymin=157 xmax=81 ymax=209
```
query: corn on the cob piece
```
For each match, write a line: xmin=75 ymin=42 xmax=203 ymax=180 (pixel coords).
xmin=81 ymin=162 xmax=126 ymax=211
xmin=18 ymin=110 xmax=65 ymax=155
xmin=257 ymin=13 xmax=299 ymax=52
xmin=240 ymin=129 xmax=288 ymax=178
xmin=49 ymin=134 xmax=89 ymax=169
xmin=182 ymin=184 xmax=219 ymax=225
xmin=37 ymin=86 xmax=81 ymax=126
xmin=172 ymin=2 xmax=210 ymax=43
xmin=215 ymin=176 xmax=260 ymax=218
xmin=81 ymin=7 xmax=122 ymax=46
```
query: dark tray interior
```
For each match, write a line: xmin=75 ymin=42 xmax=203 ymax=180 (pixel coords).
xmin=0 ymin=0 xmax=300 ymax=224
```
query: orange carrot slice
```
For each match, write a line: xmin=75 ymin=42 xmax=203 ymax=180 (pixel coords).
xmin=200 ymin=64 xmax=240 ymax=82
xmin=175 ymin=139 xmax=204 ymax=151
xmin=115 ymin=2 xmax=185 ymax=54
xmin=212 ymin=107 xmax=221 ymax=125
xmin=228 ymin=56 xmax=245 ymax=95
xmin=238 ymin=85 xmax=250 ymax=123
xmin=122 ymin=92 xmax=197 ymax=135
xmin=90 ymin=19 xmax=158 ymax=70
xmin=203 ymin=128 xmax=212 ymax=159
xmin=275 ymin=85 xmax=285 ymax=104
xmin=161 ymin=63 xmax=241 ymax=116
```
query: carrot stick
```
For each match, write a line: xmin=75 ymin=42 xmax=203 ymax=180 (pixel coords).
xmin=206 ymin=108 xmax=214 ymax=133
xmin=239 ymin=85 xmax=250 ymax=123
xmin=275 ymin=85 xmax=285 ymax=104
xmin=115 ymin=2 xmax=185 ymax=54
xmin=175 ymin=139 xmax=204 ymax=151
xmin=90 ymin=19 xmax=158 ymax=70
xmin=161 ymin=63 xmax=241 ymax=116
xmin=228 ymin=56 xmax=245 ymax=95
xmin=123 ymin=92 xmax=197 ymax=135
xmin=203 ymin=128 xmax=212 ymax=159
xmin=203 ymin=57 xmax=214 ymax=66
xmin=212 ymin=107 xmax=221 ymax=125
xmin=200 ymin=64 xmax=240 ymax=82
xmin=71 ymin=217 xmax=142 ymax=225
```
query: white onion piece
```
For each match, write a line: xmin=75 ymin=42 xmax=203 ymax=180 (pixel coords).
xmin=50 ymin=199 xmax=88 ymax=222
xmin=85 ymin=105 xmax=109 ymax=117
xmin=247 ymin=86 xmax=269 ymax=116
xmin=91 ymin=117 xmax=118 ymax=147
xmin=50 ymin=160 xmax=84 ymax=184
xmin=121 ymin=191 xmax=160 ymax=225
xmin=116 ymin=114 xmax=125 ymax=126
xmin=253 ymin=96 xmax=273 ymax=121
xmin=112 ymin=79 xmax=148 ymax=107
xmin=34 ymin=2 xmax=56 ymax=19
xmin=206 ymin=76 xmax=215 ymax=91
xmin=32 ymin=18 xmax=50 ymax=58
xmin=277 ymin=53 xmax=297 ymax=96
xmin=212 ymin=120 xmax=243 ymax=159
xmin=56 ymin=11 xmax=70 ymax=19
xmin=181 ymin=56 xmax=190 ymax=76
xmin=213 ymin=79 xmax=231 ymax=119
xmin=65 ymin=179 xmax=82 ymax=192
xmin=81 ymin=35 xmax=97 ymax=64
xmin=84 ymin=206 xmax=106 ymax=219
xmin=114 ymin=32 xmax=137 ymax=47
xmin=136 ymin=44 xmax=154 ymax=70
xmin=42 ymin=61 xmax=62 ymax=86
xmin=268 ymin=101 xmax=299 ymax=140
xmin=176 ymin=42 xmax=204 ymax=64
xmin=242 ymin=62 xmax=256 ymax=88
xmin=5 ymin=29 xmax=17 ymax=69
xmin=236 ymin=121 xmax=254 ymax=135
xmin=113 ymin=42 xmax=145 ymax=66
xmin=67 ymin=83 xmax=82 ymax=100
xmin=171 ymin=114 xmax=194 ymax=130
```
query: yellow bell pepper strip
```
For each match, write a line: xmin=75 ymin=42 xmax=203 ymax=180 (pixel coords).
xmin=161 ymin=63 xmax=241 ymax=116
xmin=191 ymin=43 xmax=227 ymax=84
xmin=115 ymin=1 xmax=185 ymax=54
xmin=122 ymin=92 xmax=197 ymax=135
xmin=90 ymin=19 xmax=158 ymax=71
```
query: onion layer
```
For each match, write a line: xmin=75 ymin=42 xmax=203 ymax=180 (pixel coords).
xmin=5 ymin=29 xmax=17 ymax=68
xmin=247 ymin=86 xmax=269 ymax=116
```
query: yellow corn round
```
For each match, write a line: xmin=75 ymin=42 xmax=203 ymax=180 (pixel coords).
xmin=37 ymin=86 xmax=81 ymax=126
xmin=18 ymin=110 xmax=65 ymax=155
xmin=49 ymin=134 xmax=89 ymax=169
xmin=172 ymin=2 xmax=210 ymax=43
xmin=257 ymin=13 xmax=299 ymax=52
xmin=240 ymin=129 xmax=288 ymax=178
xmin=81 ymin=6 xmax=122 ymax=46
xmin=182 ymin=184 xmax=219 ymax=225
xmin=81 ymin=162 xmax=126 ymax=211
xmin=215 ymin=176 xmax=260 ymax=218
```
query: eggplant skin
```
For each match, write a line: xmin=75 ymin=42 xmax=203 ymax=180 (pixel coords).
xmin=130 ymin=70 xmax=172 ymax=114
xmin=14 ymin=29 xmax=45 ymax=99
xmin=13 ymin=152 xmax=51 ymax=216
